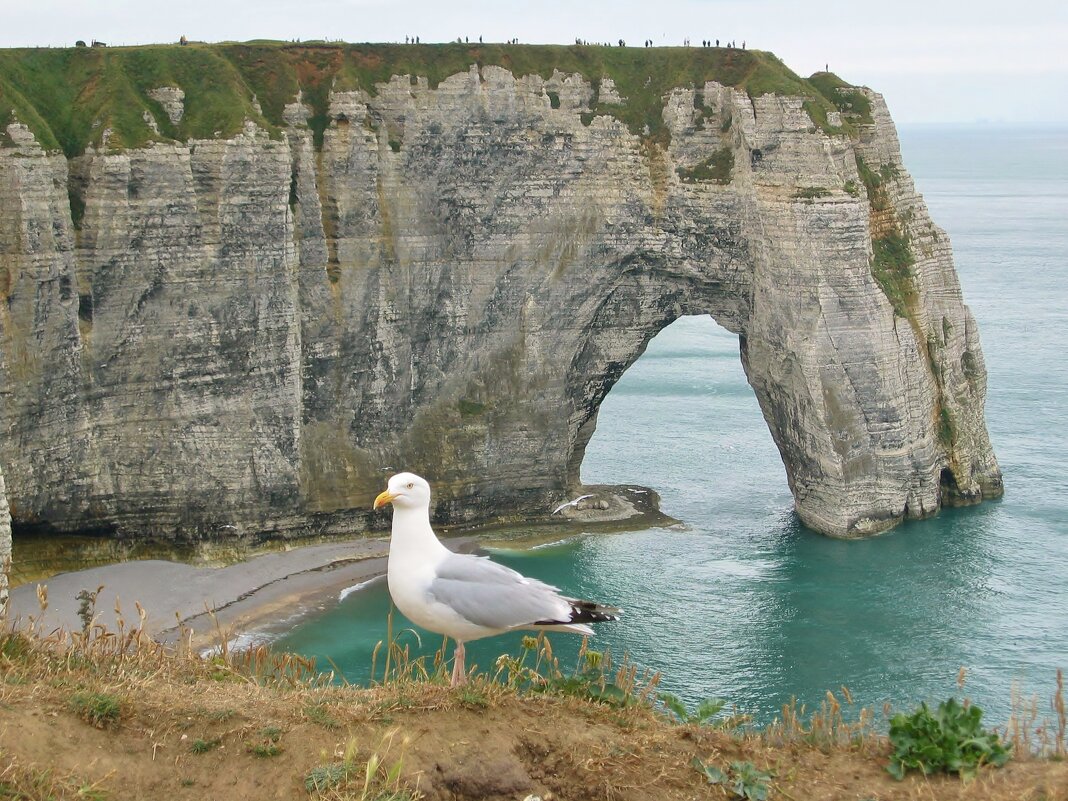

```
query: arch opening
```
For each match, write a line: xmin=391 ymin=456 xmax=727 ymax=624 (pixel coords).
xmin=574 ymin=314 xmax=789 ymax=522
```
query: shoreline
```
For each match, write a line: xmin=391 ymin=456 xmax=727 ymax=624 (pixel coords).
xmin=5 ymin=485 xmax=674 ymax=649
xmin=4 ymin=537 xmax=408 ymax=649
xmin=3 ymin=528 xmax=647 ymax=651
xmin=2 ymin=529 xmax=592 ymax=651
xmin=171 ymin=534 xmax=479 ymax=651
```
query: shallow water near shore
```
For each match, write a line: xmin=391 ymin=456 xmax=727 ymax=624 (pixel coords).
xmin=276 ymin=125 xmax=1068 ymax=723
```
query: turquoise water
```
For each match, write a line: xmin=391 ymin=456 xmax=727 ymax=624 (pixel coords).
xmin=276 ymin=126 xmax=1068 ymax=724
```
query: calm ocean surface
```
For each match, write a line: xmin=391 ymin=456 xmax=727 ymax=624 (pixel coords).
xmin=276 ymin=125 xmax=1068 ymax=724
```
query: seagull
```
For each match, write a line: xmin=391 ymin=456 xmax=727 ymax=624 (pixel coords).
xmin=551 ymin=494 xmax=594 ymax=515
xmin=374 ymin=472 xmax=620 ymax=686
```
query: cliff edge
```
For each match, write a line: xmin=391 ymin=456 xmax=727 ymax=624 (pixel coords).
xmin=0 ymin=43 xmax=1001 ymax=539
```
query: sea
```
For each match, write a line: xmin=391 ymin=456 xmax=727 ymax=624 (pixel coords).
xmin=275 ymin=125 xmax=1068 ymax=725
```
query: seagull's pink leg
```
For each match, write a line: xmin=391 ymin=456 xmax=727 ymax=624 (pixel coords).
xmin=450 ymin=641 xmax=467 ymax=686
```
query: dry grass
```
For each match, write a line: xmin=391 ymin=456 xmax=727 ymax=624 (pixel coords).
xmin=1 ymin=601 xmax=1067 ymax=800
xmin=1003 ymin=668 xmax=1068 ymax=760
xmin=304 ymin=730 xmax=417 ymax=800
xmin=0 ymin=751 xmax=112 ymax=801
xmin=759 ymin=687 xmax=883 ymax=755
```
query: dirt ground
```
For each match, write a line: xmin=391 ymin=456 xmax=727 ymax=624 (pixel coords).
xmin=1 ymin=634 xmax=1066 ymax=801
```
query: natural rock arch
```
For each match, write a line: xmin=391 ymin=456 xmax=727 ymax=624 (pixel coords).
xmin=0 ymin=57 xmax=1000 ymax=540
xmin=550 ymin=205 xmax=987 ymax=539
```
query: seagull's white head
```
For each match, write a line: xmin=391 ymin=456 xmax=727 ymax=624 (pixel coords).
xmin=374 ymin=472 xmax=432 ymax=512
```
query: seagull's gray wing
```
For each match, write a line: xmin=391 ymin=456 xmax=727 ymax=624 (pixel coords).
xmin=427 ymin=552 xmax=572 ymax=630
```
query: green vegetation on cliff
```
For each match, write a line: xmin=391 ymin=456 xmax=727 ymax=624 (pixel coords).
xmin=0 ymin=46 xmax=265 ymax=155
xmin=856 ymin=154 xmax=918 ymax=319
xmin=808 ymin=71 xmax=874 ymax=124
xmin=871 ymin=229 xmax=917 ymax=318
xmin=676 ymin=146 xmax=734 ymax=184
xmin=0 ymin=42 xmax=863 ymax=155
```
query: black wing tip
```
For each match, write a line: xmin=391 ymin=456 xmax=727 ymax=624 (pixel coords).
xmin=567 ymin=599 xmax=621 ymax=625
xmin=532 ymin=598 xmax=621 ymax=628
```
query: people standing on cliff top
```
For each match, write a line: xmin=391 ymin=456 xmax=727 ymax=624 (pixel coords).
xmin=716 ymin=39 xmax=719 ymax=46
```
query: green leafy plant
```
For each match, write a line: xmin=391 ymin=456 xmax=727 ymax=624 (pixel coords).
xmin=692 ymin=758 xmax=772 ymax=800
xmin=659 ymin=692 xmax=726 ymax=724
xmin=887 ymin=698 xmax=1010 ymax=779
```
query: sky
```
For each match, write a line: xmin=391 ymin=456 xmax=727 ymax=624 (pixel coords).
xmin=2 ymin=0 xmax=1066 ymax=125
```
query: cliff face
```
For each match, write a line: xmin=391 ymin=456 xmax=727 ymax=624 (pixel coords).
xmin=1 ymin=465 xmax=9 ymax=616
xmin=0 ymin=45 xmax=1001 ymax=539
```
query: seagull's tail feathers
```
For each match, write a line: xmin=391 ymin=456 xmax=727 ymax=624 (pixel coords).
xmin=537 ymin=622 xmax=596 ymax=636
xmin=532 ymin=598 xmax=620 ymax=635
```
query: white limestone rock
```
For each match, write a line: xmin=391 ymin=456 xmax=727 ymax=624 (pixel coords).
xmin=0 ymin=466 xmax=9 ymax=620
xmin=283 ymin=90 xmax=312 ymax=127
xmin=148 ymin=86 xmax=186 ymax=124
xmin=0 ymin=64 xmax=1001 ymax=541
xmin=598 ymin=77 xmax=624 ymax=105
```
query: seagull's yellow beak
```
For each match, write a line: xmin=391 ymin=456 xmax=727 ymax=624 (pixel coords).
xmin=374 ymin=489 xmax=399 ymax=510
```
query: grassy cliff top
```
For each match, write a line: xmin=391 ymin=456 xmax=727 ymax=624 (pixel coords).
xmin=0 ymin=41 xmax=869 ymax=156
xmin=1 ymin=626 xmax=1065 ymax=800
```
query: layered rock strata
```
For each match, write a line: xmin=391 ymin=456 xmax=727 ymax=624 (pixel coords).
xmin=1 ymin=466 xmax=9 ymax=617
xmin=0 ymin=58 xmax=1001 ymax=539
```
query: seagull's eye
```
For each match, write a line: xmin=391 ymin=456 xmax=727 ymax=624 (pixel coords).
xmin=406 ymin=482 xmax=414 ymax=489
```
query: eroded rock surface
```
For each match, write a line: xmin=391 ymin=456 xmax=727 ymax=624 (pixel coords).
xmin=0 ymin=466 xmax=10 ymax=617
xmin=0 ymin=61 xmax=1001 ymax=540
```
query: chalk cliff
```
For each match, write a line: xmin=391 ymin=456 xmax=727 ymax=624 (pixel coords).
xmin=0 ymin=465 xmax=8 ymax=617
xmin=0 ymin=44 xmax=1001 ymax=539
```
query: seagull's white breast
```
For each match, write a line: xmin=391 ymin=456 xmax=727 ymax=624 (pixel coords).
xmin=386 ymin=512 xmax=502 ymax=643
xmin=387 ymin=548 xmax=500 ymax=642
